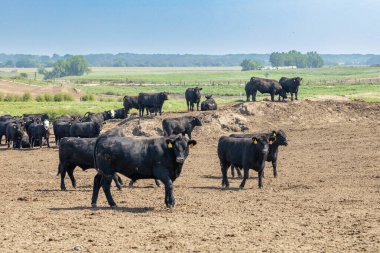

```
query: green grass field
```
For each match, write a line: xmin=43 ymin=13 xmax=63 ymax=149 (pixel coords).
xmin=0 ymin=66 xmax=379 ymax=117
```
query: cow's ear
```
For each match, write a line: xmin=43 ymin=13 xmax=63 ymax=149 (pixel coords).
xmin=166 ymin=139 xmax=174 ymax=149
xmin=252 ymin=137 xmax=258 ymax=144
xmin=199 ymin=88 xmax=202 ymax=90
xmin=188 ymin=140 xmax=197 ymax=148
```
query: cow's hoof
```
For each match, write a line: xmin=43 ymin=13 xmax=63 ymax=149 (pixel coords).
xmin=61 ymin=188 xmax=66 ymax=191
xmin=91 ymin=203 xmax=97 ymax=208
xmin=166 ymin=204 xmax=173 ymax=209
xmin=110 ymin=205 xmax=117 ymax=209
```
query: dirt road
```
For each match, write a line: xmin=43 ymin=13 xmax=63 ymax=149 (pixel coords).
xmin=0 ymin=100 xmax=379 ymax=252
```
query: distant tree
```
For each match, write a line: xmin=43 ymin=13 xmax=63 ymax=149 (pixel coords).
xmin=240 ymin=59 xmax=261 ymax=71
xmin=40 ymin=55 xmax=90 ymax=79
xmin=4 ymin=60 xmax=14 ymax=67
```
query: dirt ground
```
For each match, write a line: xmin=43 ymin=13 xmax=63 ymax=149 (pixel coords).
xmin=0 ymin=100 xmax=379 ymax=252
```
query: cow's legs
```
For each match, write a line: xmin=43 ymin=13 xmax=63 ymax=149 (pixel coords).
xmin=272 ymin=160 xmax=277 ymax=178
xmin=39 ymin=137 xmax=43 ymax=148
xmin=236 ymin=166 xmax=242 ymax=178
xmin=91 ymin=174 xmax=102 ymax=207
xmin=187 ymin=100 xmax=190 ymax=111
xmin=221 ymin=162 xmax=230 ymax=188
xmin=154 ymin=168 xmax=174 ymax=208
xmin=67 ymin=167 xmax=76 ymax=188
xmin=258 ymin=169 xmax=264 ymax=189
xmin=231 ymin=165 xmax=235 ymax=178
xmin=60 ymin=166 xmax=68 ymax=191
xmin=270 ymin=92 xmax=275 ymax=102
xmin=252 ymin=90 xmax=257 ymax=102
xmin=196 ymin=102 xmax=199 ymax=111
xmin=46 ymin=137 xmax=50 ymax=148
xmin=295 ymin=92 xmax=298 ymax=100
xmin=239 ymin=167 xmax=249 ymax=189
xmin=102 ymin=175 xmax=117 ymax=207
xmin=291 ymin=93 xmax=294 ymax=101
xmin=246 ymin=93 xmax=250 ymax=102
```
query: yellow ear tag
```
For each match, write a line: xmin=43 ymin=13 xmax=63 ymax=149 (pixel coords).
xmin=168 ymin=143 xmax=173 ymax=149
xmin=253 ymin=140 xmax=258 ymax=144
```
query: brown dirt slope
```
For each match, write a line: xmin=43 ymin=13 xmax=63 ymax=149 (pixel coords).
xmin=0 ymin=100 xmax=379 ymax=252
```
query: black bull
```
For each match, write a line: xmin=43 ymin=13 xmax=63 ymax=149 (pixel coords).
xmin=91 ymin=135 xmax=197 ymax=208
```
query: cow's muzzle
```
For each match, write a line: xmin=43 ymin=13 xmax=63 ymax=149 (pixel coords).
xmin=176 ymin=157 xmax=185 ymax=164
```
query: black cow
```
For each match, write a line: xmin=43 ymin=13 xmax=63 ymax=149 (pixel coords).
xmin=5 ymin=122 xmax=24 ymax=148
xmin=58 ymin=137 xmax=123 ymax=191
xmin=69 ymin=122 xmax=102 ymax=138
xmin=185 ymin=87 xmax=202 ymax=111
xmin=218 ymin=135 xmax=270 ymax=189
xmin=0 ymin=120 xmax=14 ymax=144
xmin=91 ymin=134 xmax=197 ymax=208
xmin=201 ymin=95 xmax=217 ymax=111
xmin=55 ymin=114 xmax=82 ymax=123
xmin=229 ymin=130 xmax=288 ymax=178
xmin=245 ymin=77 xmax=286 ymax=102
xmin=23 ymin=113 xmax=49 ymax=122
xmin=0 ymin=115 xmax=14 ymax=122
xmin=279 ymin=77 xmax=302 ymax=101
xmin=82 ymin=110 xmax=115 ymax=123
xmin=123 ymin=95 xmax=139 ymax=117
xmin=53 ymin=121 xmax=72 ymax=145
xmin=29 ymin=119 xmax=50 ymax=148
xmin=138 ymin=92 xmax=168 ymax=117
xmin=162 ymin=116 xmax=202 ymax=139
xmin=114 ymin=108 xmax=126 ymax=119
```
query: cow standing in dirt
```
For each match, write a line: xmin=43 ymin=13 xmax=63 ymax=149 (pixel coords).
xmin=279 ymin=77 xmax=302 ymax=101
xmin=218 ymin=135 xmax=271 ymax=189
xmin=245 ymin=77 xmax=286 ymax=102
xmin=162 ymin=116 xmax=202 ymax=139
xmin=91 ymin=134 xmax=197 ymax=208
xmin=138 ymin=92 xmax=168 ymax=117
xmin=185 ymin=87 xmax=202 ymax=111
xmin=123 ymin=95 xmax=139 ymax=117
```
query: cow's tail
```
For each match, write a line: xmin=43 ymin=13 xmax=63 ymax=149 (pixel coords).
xmin=93 ymin=135 xmax=106 ymax=173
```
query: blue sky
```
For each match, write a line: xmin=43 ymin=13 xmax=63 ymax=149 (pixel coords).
xmin=0 ymin=0 xmax=379 ymax=55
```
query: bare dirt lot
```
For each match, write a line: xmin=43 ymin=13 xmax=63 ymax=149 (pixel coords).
xmin=0 ymin=100 xmax=379 ymax=252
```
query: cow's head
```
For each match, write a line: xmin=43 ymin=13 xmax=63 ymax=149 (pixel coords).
xmin=43 ymin=120 xmax=49 ymax=130
xmin=191 ymin=116 xmax=202 ymax=126
xmin=293 ymin=77 xmax=302 ymax=86
xmin=271 ymin=130 xmax=288 ymax=146
xmin=159 ymin=92 xmax=169 ymax=101
xmin=166 ymin=134 xmax=197 ymax=164
xmin=252 ymin=136 xmax=270 ymax=155
xmin=194 ymin=87 xmax=202 ymax=99
xmin=205 ymin=94 xmax=212 ymax=100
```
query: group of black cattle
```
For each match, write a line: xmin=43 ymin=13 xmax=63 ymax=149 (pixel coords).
xmin=0 ymin=76 xmax=299 ymax=208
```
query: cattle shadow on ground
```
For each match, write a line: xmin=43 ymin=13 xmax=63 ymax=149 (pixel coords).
xmin=189 ymin=186 xmax=241 ymax=191
xmin=49 ymin=206 xmax=154 ymax=213
xmin=35 ymin=189 xmax=93 ymax=193
xmin=201 ymin=175 xmax=259 ymax=180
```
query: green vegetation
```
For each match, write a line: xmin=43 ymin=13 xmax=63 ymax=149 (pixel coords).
xmin=39 ymin=55 xmax=90 ymax=79
xmin=240 ymin=59 xmax=261 ymax=71
xmin=270 ymin=50 xmax=323 ymax=68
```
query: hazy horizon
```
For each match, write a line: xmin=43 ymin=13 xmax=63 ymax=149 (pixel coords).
xmin=1 ymin=0 xmax=379 ymax=55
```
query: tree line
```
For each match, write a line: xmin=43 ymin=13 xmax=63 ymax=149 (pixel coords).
xmin=269 ymin=50 xmax=324 ymax=68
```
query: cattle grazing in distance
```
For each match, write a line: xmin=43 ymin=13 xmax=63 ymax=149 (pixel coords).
xmin=201 ymin=95 xmax=217 ymax=111
xmin=91 ymin=134 xmax=197 ymax=208
xmin=218 ymin=135 xmax=271 ymax=189
xmin=279 ymin=77 xmax=302 ymax=101
xmin=5 ymin=122 xmax=24 ymax=148
xmin=81 ymin=110 xmax=115 ymax=123
xmin=123 ymin=95 xmax=139 ymax=117
xmin=29 ymin=120 xmax=50 ymax=148
xmin=138 ymin=92 xmax=168 ymax=117
xmin=229 ymin=130 xmax=288 ymax=178
xmin=58 ymin=137 xmax=123 ymax=191
xmin=245 ymin=77 xmax=286 ymax=102
xmin=185 ymin=87 xmax=202 ymax=111
xmin=0 ymin=120 xmax=18 ymax=144
xmin=162 ymin=116 xmax=202 ymax=139
xmin=69 ymin=121 xmax=103 ymax=138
